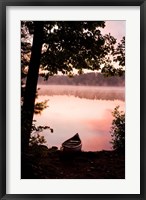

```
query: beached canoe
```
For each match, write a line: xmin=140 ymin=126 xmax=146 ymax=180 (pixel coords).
xmin=61 ymin=133 xmax=82 ymax=152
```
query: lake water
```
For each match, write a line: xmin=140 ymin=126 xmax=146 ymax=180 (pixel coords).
xmin=33 ymin=85 xmax=125 ymax=151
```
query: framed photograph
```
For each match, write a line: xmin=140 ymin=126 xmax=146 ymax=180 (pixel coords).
xmin=0 ymin=0 xmax=145 ymax=199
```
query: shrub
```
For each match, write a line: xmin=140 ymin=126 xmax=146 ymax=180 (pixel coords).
xmin=29 ymin=121 xmax=53 ymax=146
xmin=29 ymin=133 xmax=47 ymax=146
xmin=110 ymin=106 xmax=125 ymax=152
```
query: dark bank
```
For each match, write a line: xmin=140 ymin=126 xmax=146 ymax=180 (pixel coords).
xmin=21 ymin=145 xmax=125 ymax=179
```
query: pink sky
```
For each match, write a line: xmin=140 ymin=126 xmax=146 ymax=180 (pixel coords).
xmin=100 ymin=21 xmax=125 ymax=42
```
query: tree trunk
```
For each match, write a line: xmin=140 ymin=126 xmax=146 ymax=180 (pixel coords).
xmin=21 ymin=21 xmax=44 ymax=153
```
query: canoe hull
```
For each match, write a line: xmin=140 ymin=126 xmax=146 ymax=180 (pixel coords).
xmin=62 ymin=143 xmax=82 ymax=152
xmin=61 ymin=133 xmax=82 ymax=152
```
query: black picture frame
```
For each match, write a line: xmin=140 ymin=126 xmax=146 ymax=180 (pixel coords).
xmin=0 ymin=0 xmax=145 ymax=199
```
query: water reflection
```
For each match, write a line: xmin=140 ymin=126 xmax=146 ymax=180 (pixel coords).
xmin=34 ymin=85 xmax=125 ymax=151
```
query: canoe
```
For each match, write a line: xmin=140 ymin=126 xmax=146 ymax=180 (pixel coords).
xmin=61 ymin=133 xmax=82 ymax=152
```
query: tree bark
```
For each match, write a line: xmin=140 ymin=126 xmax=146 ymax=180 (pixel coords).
xmin=21 ymin=21 xmax=44 ymax=152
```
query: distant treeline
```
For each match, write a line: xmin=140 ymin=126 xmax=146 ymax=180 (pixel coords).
xmin=38 ymin=72 xmax=125 ymax=86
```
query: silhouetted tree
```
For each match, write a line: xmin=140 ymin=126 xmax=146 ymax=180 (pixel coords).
xmin=114 ymin=36 xmax=125 ymax=67
xmin=21 ymin=21 xmax=44 ymax=152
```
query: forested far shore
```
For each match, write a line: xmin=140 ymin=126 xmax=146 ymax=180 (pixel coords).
xmin=38 ymin=72 xmax=125 ymax=86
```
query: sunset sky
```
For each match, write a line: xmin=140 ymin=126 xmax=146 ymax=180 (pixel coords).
xmin=101 ymin=21 xmax=125 ymax=42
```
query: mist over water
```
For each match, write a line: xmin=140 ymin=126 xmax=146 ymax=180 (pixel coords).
xmin=34 ymin=85 xmax=125 ymax=151
xmin=38 ymin=85 xmax=125 ymax=101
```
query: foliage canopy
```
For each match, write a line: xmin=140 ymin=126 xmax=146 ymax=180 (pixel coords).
xmin=21 ymin=21 xmax=125 ymax=79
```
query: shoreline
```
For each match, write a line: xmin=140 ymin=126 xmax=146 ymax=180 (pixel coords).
xmin=21 ymin=145 xmax=125 ymax=179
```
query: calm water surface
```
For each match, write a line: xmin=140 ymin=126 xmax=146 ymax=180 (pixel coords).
xmin=33 ymin=85 xmax=125 ymax=151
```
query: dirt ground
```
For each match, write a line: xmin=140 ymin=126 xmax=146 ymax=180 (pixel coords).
xmin=21 ymin=145 xmax=125 ymax=179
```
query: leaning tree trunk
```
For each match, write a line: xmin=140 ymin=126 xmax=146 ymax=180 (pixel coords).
xmin=21 ymin=21 xmax=44 ymax=153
